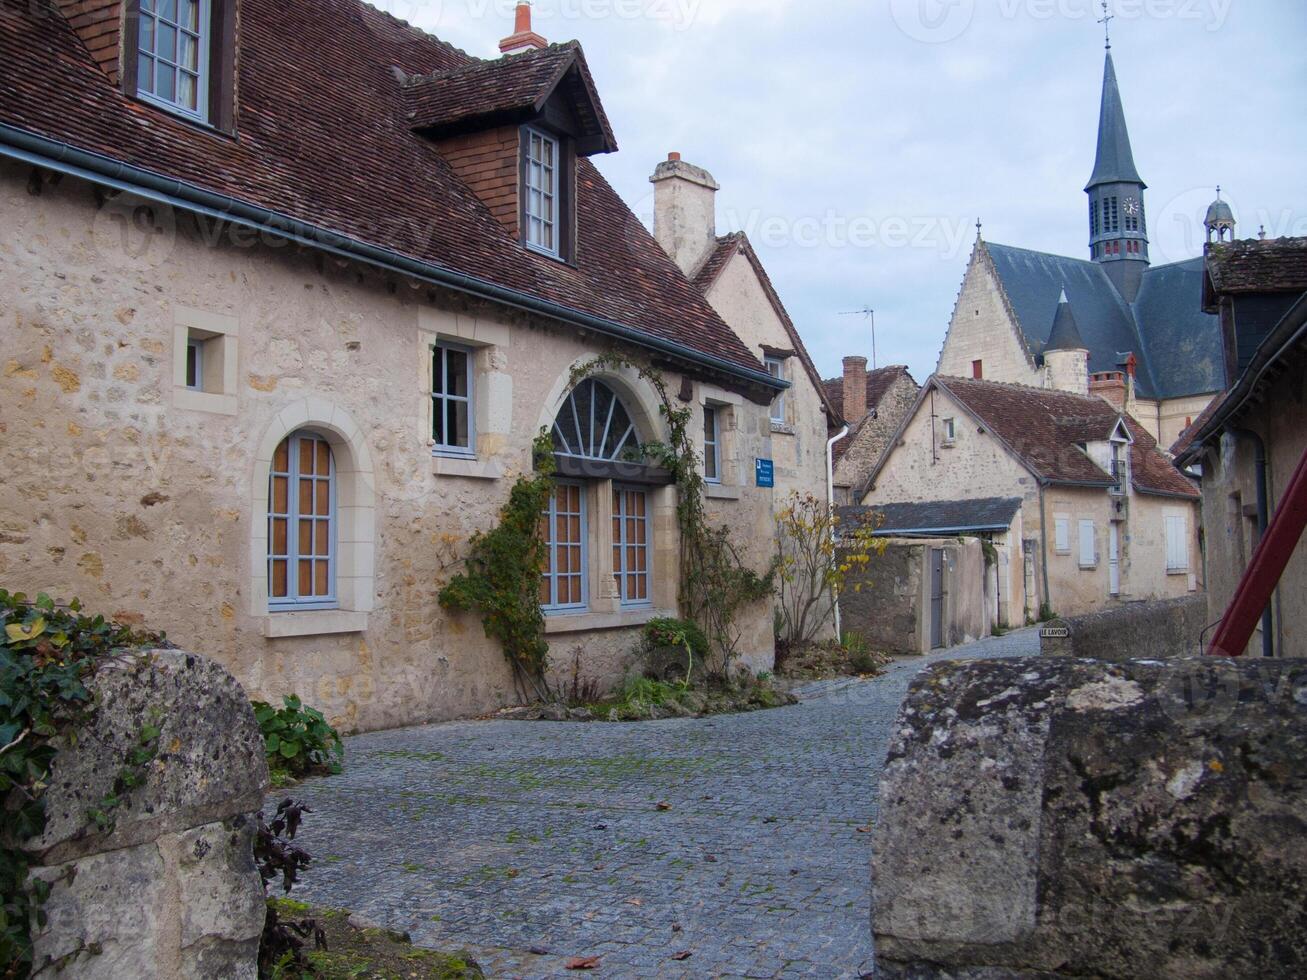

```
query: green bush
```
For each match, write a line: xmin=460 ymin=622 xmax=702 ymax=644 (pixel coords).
xmin=252 ymin=695 xmax=343 ymax=786
xmin=643 ymin=617 xmax=709 ymax=660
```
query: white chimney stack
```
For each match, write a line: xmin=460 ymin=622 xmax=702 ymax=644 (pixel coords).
xmin=649 ymin=152 xmax=720 ymax=277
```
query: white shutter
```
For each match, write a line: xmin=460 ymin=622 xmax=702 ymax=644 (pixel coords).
xmin=1166 ymin=515 xmax=1188 ymax=571
xmin=1055 ymin=517 xmax=1070 ymax=553
xmin=1079 ymin=520 xmax=1096 ymax=568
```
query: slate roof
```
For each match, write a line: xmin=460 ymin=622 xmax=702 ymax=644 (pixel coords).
xmin=1046 ymin=293 xmax=1088 ymax=351
xmin=1086 ymin=52 xmax=1144 ymax=190
xmin=1205 ymin=238 xmax=1307 ymax=294
xmin=837 ymin=498 xmax=1023 ymax=538
xmin=403 ymin=42 xmax=617 ymax=153
xmin=984 ymin=243 xmax=1223 ymax=400
xmin=934 ymin=377 xmax=1197 ymax=498
xmin=693 ymin=233 xmax=841 ymax=422
xmin=0 ymin=0 xmax=767 ymax=381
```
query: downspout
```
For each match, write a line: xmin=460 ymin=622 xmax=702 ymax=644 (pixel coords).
xmin=1038 ymin=484 xmax=1053 ymax=619
xmin=1231 ymin=428 xmax=1275 ymax=658
xmin=827 ymin=424 xmax=851 ymax=639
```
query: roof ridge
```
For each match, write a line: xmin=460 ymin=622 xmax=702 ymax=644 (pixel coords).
xmin=358 ymin=1 xmax=476 ymax=65
xmin=407 ymin=40 xmax=580 ymax=84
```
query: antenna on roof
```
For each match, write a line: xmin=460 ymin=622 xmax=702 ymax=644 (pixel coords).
xmin=839 ymin=307 xmax=877 ymax=370
xmin=1098 ymin=0 xmax=1114 ymax=50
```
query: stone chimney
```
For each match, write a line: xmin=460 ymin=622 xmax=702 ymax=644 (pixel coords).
xmin=650 ymin=152 xmax=720 ymax=277
xmin=842 ymin=356 xmax=869 ymax=423
xmin=500 ymin=1 xmax=547 ymax=55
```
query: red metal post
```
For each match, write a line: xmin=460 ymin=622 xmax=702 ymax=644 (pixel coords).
xmin=1209 ymin=443 xmax=1307 ymax=657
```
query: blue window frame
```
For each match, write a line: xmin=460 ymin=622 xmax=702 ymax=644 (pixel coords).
xmin=541 ymin=482 xmax=587 ymax=612
xmin=432 ymin=341 xmax=474 ymax=456
xmin=136 ymin=0 xmax=211 ymax=121
xmin=612 ymin=486 xmax=651 ymax=607
xmin=268 ymin=431 xmax=337 ymax=611
xmin=551 ymin=379 xmax=641 ymax=461
xmin=703 ymin=405 xmax=721 ymax=483
xmin=525 ymin=128 xmax=560 ymax=256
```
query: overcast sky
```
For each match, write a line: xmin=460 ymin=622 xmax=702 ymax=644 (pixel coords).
xmin=388 ymin=0 xmax=1307 ymax=383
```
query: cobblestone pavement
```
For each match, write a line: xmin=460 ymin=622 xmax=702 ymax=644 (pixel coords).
xmin=274 ymin=630 xmax=1039 ymax=978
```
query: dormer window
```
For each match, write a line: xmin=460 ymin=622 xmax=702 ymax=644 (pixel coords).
xmin=136 ymin=0 xmax=210 ymax=120
xmin=524 ymin=128 xmax=561 ymax=256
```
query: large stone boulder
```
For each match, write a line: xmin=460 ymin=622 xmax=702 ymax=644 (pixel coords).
xmin=872 ymin=656 xmax=1307 ymax=979
xmin=23 ymin=649 xmax=269 ymax=979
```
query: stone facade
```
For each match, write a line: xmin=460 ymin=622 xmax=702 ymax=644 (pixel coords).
xmin=1040 ymin=594 xmax=1208 ymax=660
xmin=23 ymin=650 xmax=268 ymax=979
xmin=874 ymin=656 xmax=1307 ymax=978
xmin=0 ymin=157 xmax=789 ymax=730
xmin=831 ymin=370 xmax=919 ymax=505
xmin=864 ymin=383 xmax=1200 ymax=624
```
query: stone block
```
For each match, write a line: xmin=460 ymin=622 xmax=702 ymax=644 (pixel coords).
xmin=873 ymin=656 xmax=1307 ymax=979
xmin=1040 ymin=594 xmax=1207 ymax=660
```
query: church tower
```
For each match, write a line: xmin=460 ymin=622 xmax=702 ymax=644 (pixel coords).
xmin=1086 ymin=49 xmax=1150 ymax=302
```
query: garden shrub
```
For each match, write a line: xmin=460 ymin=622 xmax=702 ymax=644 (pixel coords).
xmin=0 ymin=590 xmax=165 ymax=978
xmin=252 ymin=695 xmax=344 ymax=786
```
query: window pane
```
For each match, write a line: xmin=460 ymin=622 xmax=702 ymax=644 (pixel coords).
xmin=185 ymin=342 xmax=199 ymax=388
xmin=298 ymin=519 xmax=312 ymax=554
xmin=540 ymin=576 xmax=551 ymax=605
xmin=138 ymin=54 xmax=155 ymax=93
xmin=159 ymin=0 xmax=176 ymax=22
xmin=315 ymin=479 xmax=329 ymax=516
xmin=299 ymin=438 xmax=315 ymax=475
xmin=139 ymin=17 xmax=156 ymax=55
xmin=271 ymin=518 xmax=287 ymax=555
xmin=179 ymin=32 xmax=198 ymax=70
xmin=178 ymin=71 xmax=196 ymax=110
xmin=317 ymin=439 xmax=330 ymax=475
xmin=271 ymin=559 xmax=288 ymax=598
xmin=446 ymin=400 xmax=469 ymax=449
xmin=314 ymin=561 xmax=329 ymax=597
xmin=157 ymin=64 xmax=175 ymax=101
xmin=298 ymin=560 xmax=312 ymax=596
xmin=298 ymin=478 xmax=313 ymax=514
xmin=274 ymin=438 xmax=290 ymax=472
xmin=432 ymin=397 xmax=445 ymax=444
xmin=445 ymin=348 xmax=469 ymax=398
xmin=158 ymin=23 xmax=177 ymax=61
xmin=179 ymin=0 xmax=199 ymax=30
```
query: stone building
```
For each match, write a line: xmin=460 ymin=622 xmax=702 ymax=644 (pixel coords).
xmin=823 ymin=361 xmax=918 ymax=505
xmin=859 ymin=376 xmax=1201 ymax=625
xmin=650 ymin=161 xmax=840 ymax=506
xmin=0 ymin=2 xmax=830 ymax=730
xmin=936 ymin=48 xmax=1225 ymax=449
xmin=1173 ymin=237 xmax=1307 ymax=657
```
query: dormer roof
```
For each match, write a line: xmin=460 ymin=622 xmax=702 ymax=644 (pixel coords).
xmin=403 ymin=42 xmax=617 ymax=155
xmin=1045 ymin=289 xmax=1088 ymax=353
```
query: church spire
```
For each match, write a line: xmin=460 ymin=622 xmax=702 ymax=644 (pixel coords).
xmin=1086 ymin=38 xmax=1149 ymax=302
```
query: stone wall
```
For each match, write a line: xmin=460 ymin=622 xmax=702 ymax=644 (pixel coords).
xmin=23 ymin=649 xmax=269 ymax=979
xmin=1041 ymin=594 xmax=1208 ymax=660
xmin=839 ymin=538 xmax=985 ymax=655
xmin=936 ymin=242 xmax=1042 ymax=387
xmin=873 ymin=656 xmax=1307 ymax=979
xmin=832 ymin=372 xmax=919 ymax=500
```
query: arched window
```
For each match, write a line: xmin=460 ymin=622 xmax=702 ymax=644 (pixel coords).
xmin=551 ymin=379 xmax=643 ymax=461
xmin=268 ymin=430 xmax=336 ymax=610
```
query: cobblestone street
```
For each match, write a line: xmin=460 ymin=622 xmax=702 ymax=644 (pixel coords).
xmin=276 ymin=630 xmax=1038 ymax=978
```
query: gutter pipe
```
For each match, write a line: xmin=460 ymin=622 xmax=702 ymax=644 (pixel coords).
xmin=826 ymin=424 xmax=851 ymax=639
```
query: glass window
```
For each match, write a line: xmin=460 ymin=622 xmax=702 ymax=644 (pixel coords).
xmin=551 ymin=379 xmax=641 ymax=461
xmin=525 ymin=129 xmax=559 ymax=256
xmin=765 ymin=356 xmax=786 ymax=423
xmin=540 ymin=483 xmax=587 ymax=612
xmin=703 ymin=406 xmax=721 ymax=483
xmin=942 ymin=417 xmax=956 ymax=442
xmin=186 ymin=338 xmax=202 ymax=390
xmin=612 ymin=487 xmax=651 ymax=607
xmin=268 ymin=431 xmax=336 ymax=610
xmin=1110 ymin=441 xmax=1127 ymax=495
xmin=137 ymin=0 xmax=210 ymax=120
xmin=432 ymin=342 xmax=474 ymax=455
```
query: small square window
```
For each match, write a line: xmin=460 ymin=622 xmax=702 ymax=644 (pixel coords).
xmin=185 ymin=338 xmax=203 ymax=390
xmin=173 ymin=307 xmax=238 ymax=414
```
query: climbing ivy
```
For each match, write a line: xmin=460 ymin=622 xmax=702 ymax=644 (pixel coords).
xmin=439 ymin=433 xmax=558 ymax=701
xmin=567 ymin=356 xmax=775 ymax=677
xmin=0 ymin=590 xmax=166 ymax=978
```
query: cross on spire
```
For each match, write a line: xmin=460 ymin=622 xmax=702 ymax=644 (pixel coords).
xmin=1098 ymin=0 xmax=1114 ymax=49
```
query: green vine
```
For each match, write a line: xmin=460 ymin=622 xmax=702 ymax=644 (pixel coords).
xmin=0 ymin=590 xmax=166 ymax=978
xmin=439 ymin=433 xmax=558 ymax=701
xmin=567 ymin=356 xmax=775 ymax=677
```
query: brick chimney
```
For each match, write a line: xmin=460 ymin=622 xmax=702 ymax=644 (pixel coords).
xmin=1089 ymin=371 xmax=1127 ymax=412
xmin=650 ymin=152 xmax=720 ymax=277
xmin=500 ymin=2 xmax=547 ymax=55
xmin=842 ymin=356 xmax=869 ymax=423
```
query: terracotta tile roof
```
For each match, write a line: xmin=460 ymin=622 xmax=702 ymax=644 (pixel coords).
xmin=0 ymin=0 xmax=765 ymax=380
xmin=822 ymin=365 xmax=913 ymax=421
xmin=1206 ymin=238 xmax=1307 ymax=294
xmin=936 ymin=377 xmax=1197 ymax=498
xmin=403 ymin=42 xmax=617 ymax=153
xmin=693 ymin=233 xmax=840 ymax=422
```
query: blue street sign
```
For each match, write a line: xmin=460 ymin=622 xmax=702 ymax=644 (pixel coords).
xmin=755 ymin=458 xmax=775 ymax=488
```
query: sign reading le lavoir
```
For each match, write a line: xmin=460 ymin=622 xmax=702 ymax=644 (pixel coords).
xmin=755 ymin=459 xmax=775 ymax=488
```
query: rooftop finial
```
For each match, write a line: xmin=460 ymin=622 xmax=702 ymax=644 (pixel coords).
xmin=976 ymin=217 xmax=983 ymax=240
xmin=1098 ymin=0 xmax=1114 ymax=50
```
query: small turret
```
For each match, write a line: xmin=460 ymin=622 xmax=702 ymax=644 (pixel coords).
xmin=1205 ymin=187 xmax=1236 ymax=243
xmin=1044 ymin=289 xmax=1090 ymax=396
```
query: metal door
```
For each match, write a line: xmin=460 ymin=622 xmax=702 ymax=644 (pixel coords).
xmin=1109 ymin=524 xmax=1121 ymax=596
xmin=930 ymin=548 xmax=946 ymax=649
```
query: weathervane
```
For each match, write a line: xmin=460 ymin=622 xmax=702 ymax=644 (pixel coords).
xmin=1098 ymin=0 xmax=1114 ymax=49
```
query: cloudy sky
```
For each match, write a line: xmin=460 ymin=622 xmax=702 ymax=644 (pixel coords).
xmin=392 ymin=0 xmax=1307 ymax=383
